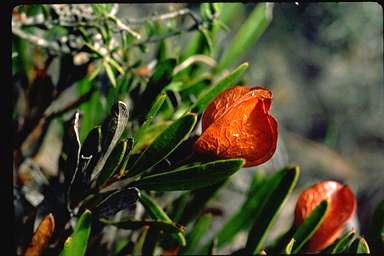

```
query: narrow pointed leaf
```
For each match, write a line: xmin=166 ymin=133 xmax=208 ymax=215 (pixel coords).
xmin=59 ymin=210 xmax=92 ymax=256
xmin=90 ymin=101 xmax=129 ymax=181
xmin=117 ymin=138 xmax=134 ymax=177
xmin=191 ymin=62 xmax=248 ymax=114
xmin=95 ymin=139 xmax=127 ymax=188
xmin=182 ymin=213 xmax=213 ymax=255
xmin=142 ymin=227 xmax=161 ymax=255
xmin=349 ymin=237 xmax=370 ymax=254
xmin=139 ymin=192 xmax=186 ymax=246
xmin=367 ymin=199 xmax=384 ymax=241
xmin=133 ymin=93 xmax=166 ymax=150
xmin=208 ymin=172 xmax=265 ymax=249
xmin=60 ymin=112 xmax=80 ymax=190
xmin=179 ymin=178 xmax=228 ymax=227
xmin=284 ymin=239 xmax=295 ymax=254
xmin=93 ymin=188 xmax=139 ymax=218
xmin=134 ymin=58 xmax=176 ymax=121
xmin=291 ymin=200 xmax=328 ymax=254
xmin=216 ymin=3 xmax=272 ymax=72
xmin=127 ymin=113 xmax=197 ymax=177
xmin=103 ymin=61 xmax=116 ymax=87
xmin=130 ymin=159 xmax=244 ymax=191
xmin=69 ymin=126 xmax=101 ymax=209
xmin=99 ymin=218 xmax=183 ymax=233
xmin=244 ymin=166 xmax=299 ymax=254
xmin=328 ymin=229 xmax=356 ymax=253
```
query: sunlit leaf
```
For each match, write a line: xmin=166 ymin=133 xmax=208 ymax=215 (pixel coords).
xmin=133 ymin=93 xmax=166 ymax=151
xmin=215 ymin=3 xmax=273 ymax=72
xmin=348 ymin=237 xmax=370 ymax=254
xmin=191 ymin=62 xmax=248 ymax=114
xmin=59 ymin=210 xmax=92 ymax=256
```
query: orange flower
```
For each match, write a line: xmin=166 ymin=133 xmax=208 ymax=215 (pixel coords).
xmin=294 ymin=181 xmax=357 ymax=252
xmin=194 ymin=86 xmax=278 ymax=167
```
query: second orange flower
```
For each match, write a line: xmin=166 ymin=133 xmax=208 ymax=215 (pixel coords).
xmin=194 ymin=86 xmax=278 ymax=167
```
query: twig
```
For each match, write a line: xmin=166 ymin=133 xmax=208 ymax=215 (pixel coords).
xmin=107 ymin=14 xmax=141 ymax=40
xmin=124 ymin=8 xmax=200 ymax=25
xmin=12 ymin=26 xmax=63 ymax=52
xmin=173 ymin=55 xmax=217 ymax=75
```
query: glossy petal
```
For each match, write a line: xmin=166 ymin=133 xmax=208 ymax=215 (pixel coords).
xmin=294 ymin=181 xmax=357 ymax=252
xmin=194 ymin=86 xmax=277 ymax=167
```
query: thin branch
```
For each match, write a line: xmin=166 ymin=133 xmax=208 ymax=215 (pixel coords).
xmin=12 ymin=26 xmax=63 ymax=52
xmin=124 ymin=8 xmax=200 ymax=25
xmin=173 ymin=55 xmax=217 ymax=75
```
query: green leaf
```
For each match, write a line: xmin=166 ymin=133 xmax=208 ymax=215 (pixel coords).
xmin=100 ymin=218 xmax=184 ymax=233
xmin=130 ymin=159 xmax=244 ymax=191
xmin=367 ymin=199 xmax=384 ymax=241
xmin=348 ymin=237 xmax=370 ymax=254
xmin=103 ymin=61 xmax=116 ymax=87
xmin=142 ymin=227 xmax=161 ymax=255
xmin=216 ymin=3 xmax=273 ymax=72
xmin=59 ymin=210 xmax=92 ymax=256
xmin=127 ymin=113 xmax=197 ymax=177
xmin=327 ymin=229 xmax=356 ymax=253
xmin=366 ymin=199 xmax=384 ymax=254
xmin=90 ymin=101 xmax=129 ymax=181
xmin=291 ymin=200 xmax=329 ymax=254
xmin=133 ymin=93 xmax=166 ymax=151
xmin=59 ymin=112 xmax=80 ymax=190
xmin=182 ymin=213 xmax=213 ymax=255
xmin=199 ymin=26 xmax=214 ymax=55
xmin=139 ymin=192 xmax=186 ymax=246
xmin=95 ymin=139 xmax=127 ymax=188
xmin=244 ymin=166 xmax=300 ymax=254
xmin=133 ymin=58 xmax=176 ymax=121
xmin=179 ymin=179 xmax=228 ymax=227
xmin=93 ymin=188 xmax=139 ymax=218
xmin=191 ymin=62 xmax=248 ymax=114
xmin=284 ymin=238 xmax=295 ymax=254
xmin=205 ymin=172 xmax=265 ymax=249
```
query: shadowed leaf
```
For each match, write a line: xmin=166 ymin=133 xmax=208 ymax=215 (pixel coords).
xmin=127 ymin=113 xmax=197 ymax=177
xmin=133 ymin=58 xmax=176 ymax=122
xmin=181 ymin=213 xmax=213 ymax=255
xmin=130 ymin=159 xmax=244 ymax=191
xmin=95 ymin=139 xmax=128 ymax=188
xmin=93 ymin=188 xmax=140 ymax=218
xmin=291 ymin=200 xmax=328 ymax=254
xmin=244 ymin=166 xmax=299 ymax=254
xmin=90 ymin=101 xmax=129 ymax=181
xmin=139 ymin=192 xmax=186 ymax=246
xmin=100 ymin=218 xmax=184 ymax=233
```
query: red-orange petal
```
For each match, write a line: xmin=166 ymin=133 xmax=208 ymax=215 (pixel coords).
xmin=294 ymin=181 xmax=357 ymax=252
xmin=194 ymin=86 xmax=277 ymax=167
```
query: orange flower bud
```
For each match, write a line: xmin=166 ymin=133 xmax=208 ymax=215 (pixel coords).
xmin=194 ymin=86 xmax=278 ymax=167
xmin=294 ymin=181 xmax=357 ymax=252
